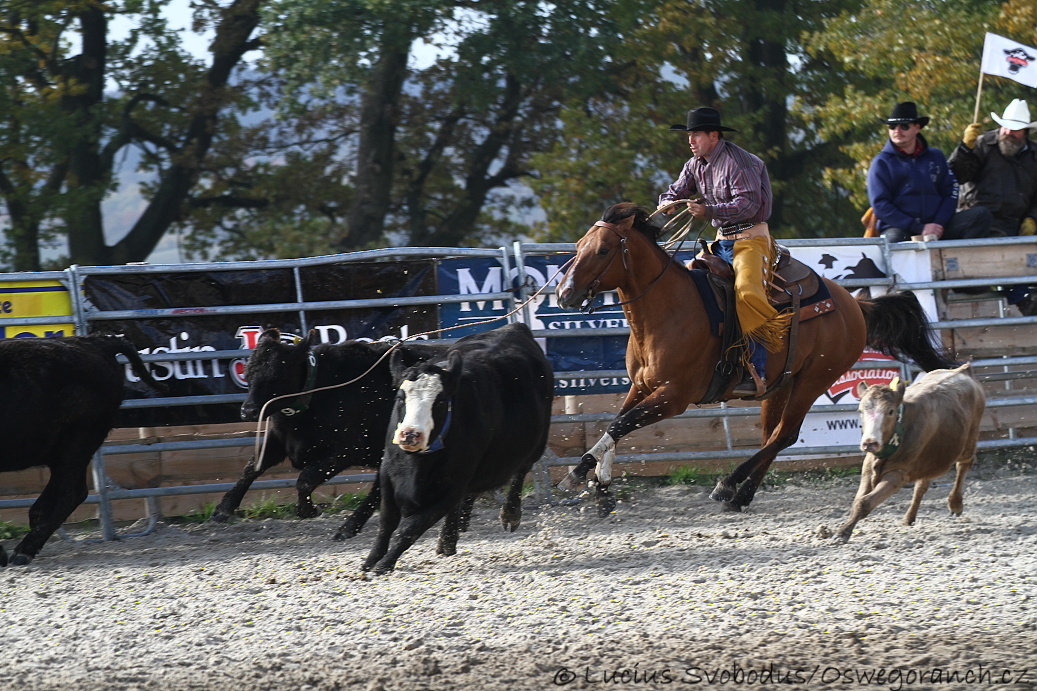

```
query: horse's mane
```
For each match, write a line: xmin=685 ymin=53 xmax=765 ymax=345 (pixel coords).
xmin=600 ymin=203 xmax=660 ymax=242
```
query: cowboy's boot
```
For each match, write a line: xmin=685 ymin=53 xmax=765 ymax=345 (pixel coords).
xmin=731 ymin=362 xmax=765 ymax=398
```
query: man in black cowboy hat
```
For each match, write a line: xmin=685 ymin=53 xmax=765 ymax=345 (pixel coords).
xmin=658 ymin=106 xmax=789 ymax=399
xmin=867 ymin=101 xmax=991 ymax=243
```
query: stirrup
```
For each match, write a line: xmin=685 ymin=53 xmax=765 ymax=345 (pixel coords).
xmin=732 ymin=364 xmax=766 ymax=398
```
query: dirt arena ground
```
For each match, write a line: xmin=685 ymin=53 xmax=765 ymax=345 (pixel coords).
xmin=2 ymin=458 xmax=1036 ymax=690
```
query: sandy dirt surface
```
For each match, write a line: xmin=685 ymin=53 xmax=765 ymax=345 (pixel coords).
xmin=2 ymin=460 xmax=1036 ymax=691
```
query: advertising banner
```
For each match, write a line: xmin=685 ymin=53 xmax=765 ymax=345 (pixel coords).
xmin=437 ymin=254 xmax=632 ymax=395
xmin=0 ymin=280 xmax=75 ymax=339
xmin=80 ymin=261 xmax=440 ymax=425
xmin=788 ymin=244 xmax=931 ymax=448
xmin=0 ymin=243 xmax=936 ymax=438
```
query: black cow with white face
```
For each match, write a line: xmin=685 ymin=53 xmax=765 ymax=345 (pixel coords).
xmin=362 ymin=323 xmax=554 ymax=574
xmin=0 ymin=335 xmax=158 ymax=566
xmin=214 ymin=329 xmax=447 ymax=540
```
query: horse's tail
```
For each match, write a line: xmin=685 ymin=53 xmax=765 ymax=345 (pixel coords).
xmin=857 ymin=291 xmax=956 ymax=372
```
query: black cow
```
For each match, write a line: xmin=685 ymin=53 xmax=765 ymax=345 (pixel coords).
xmin=213 ymin=329 xmax=447 ymax=539
xmin=0 ymin=335 xmax=158 ymax=566
xmin=362 ymin=323 xmax=554 ymax=574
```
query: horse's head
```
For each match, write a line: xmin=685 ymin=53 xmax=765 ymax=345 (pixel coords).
xmin=556 ymin=203 xmax=658 ymax=311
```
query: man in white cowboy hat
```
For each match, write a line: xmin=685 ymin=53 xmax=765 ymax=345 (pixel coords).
xmin=868 ymin=101 xmax=992 ymax=244
xmin=949 ymin=98 xmax=1037 ymax=315
xmin=657 ymin=106 xmax=789 ymax=398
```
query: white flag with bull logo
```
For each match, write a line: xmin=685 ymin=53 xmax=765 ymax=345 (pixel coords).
xmin=981 ymin=32 xmax=1037 ymax=88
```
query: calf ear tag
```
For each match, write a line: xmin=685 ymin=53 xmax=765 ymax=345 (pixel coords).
xmin=889 ymin=376 xmax=900 ymax=391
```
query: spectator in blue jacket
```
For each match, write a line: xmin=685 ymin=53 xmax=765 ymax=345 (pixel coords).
xmin=868 ymin=102 xmax=992 ymax=243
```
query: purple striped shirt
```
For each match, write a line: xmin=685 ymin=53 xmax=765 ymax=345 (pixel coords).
xmin=659 ymin=138 xmax=773 ymax=229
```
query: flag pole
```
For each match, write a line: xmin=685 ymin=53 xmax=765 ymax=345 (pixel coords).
xmin=973 ymin=71 xmax=984 ymax=123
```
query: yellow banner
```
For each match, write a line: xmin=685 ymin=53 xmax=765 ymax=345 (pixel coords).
xmin=0 ymin=280 xmax=75 ymax=339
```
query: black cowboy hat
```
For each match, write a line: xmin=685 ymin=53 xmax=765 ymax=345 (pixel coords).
xmin=878 ymin=101 xmax=930 ymax=127
xmin=669 ymin=107 xmax=739 ymax=132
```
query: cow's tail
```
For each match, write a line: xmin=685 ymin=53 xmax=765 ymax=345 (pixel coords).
xmin=857 ymin=291 xmax=956 ymax=372
xmin=107 ymin=336 xmax=162 ymax=389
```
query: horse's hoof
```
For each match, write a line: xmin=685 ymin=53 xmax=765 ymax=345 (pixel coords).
xmin=209 ymin=511 xmax=232 ymax=523
xmin=9 ymin=553 xmax=31 ymax=566
xmin=721 ymin=501 xmax=743 ymax=513
xmin=710 ymin=481 xmax=736 ymax=503
xmin=589 ymin=482 xmax=617 ymax=517
xmin=0 ymin=546 xmax=7 ymax=567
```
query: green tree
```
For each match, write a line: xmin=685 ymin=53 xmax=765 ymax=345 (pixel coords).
xmin=215 ymin=0 xmax=650 ymax=257
xmin=0 ymin=0 xmax=263 ymax=270
xmin=532 ymin=0 xmax=877 ymax=241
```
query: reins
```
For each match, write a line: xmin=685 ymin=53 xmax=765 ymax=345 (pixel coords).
xmin=578 ymin=201 xmax=703 ymax=314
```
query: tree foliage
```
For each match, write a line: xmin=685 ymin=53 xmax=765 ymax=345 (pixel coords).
xmin=216 ymin=0 xmax=656 ymax=256
xmin=532 ymin=0 xmax=874 ymax=240
xmin=3 ymin=0 xmax=1033 ymax=268
xmin=0 ymin=0 xmax=263 ymax=270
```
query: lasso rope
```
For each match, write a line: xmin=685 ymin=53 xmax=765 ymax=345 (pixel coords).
xmin=652 ymin=200 xmax=705 ymax=251
xmin=247 ymin=258 xmax=575 ymax=463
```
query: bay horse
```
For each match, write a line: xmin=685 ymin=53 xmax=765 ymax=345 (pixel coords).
xmin=555 ymin=202 xmax=953 ymax=515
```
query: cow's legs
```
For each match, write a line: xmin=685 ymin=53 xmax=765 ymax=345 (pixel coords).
xmin=367 ymin=499 xmax=459 ymax=575
xmin=837 ymin=459 xmax=879 ymax=531
xmin=333 ymin=475 xmax=382 ymax=540
xmin=947 ymin=454 xmax=975 ymax=516
xmin=835 ymin=469 xmax=906 ymax=542
xmin=293 ymin=454 xmax=348 ymax=518
xmin=436 ymin=505 xmax=464 ymax=556
xmin=902 ymin=479 xmax=931 ymax=526
xmin=501 ymin=464 xmax=535 ymax=532
xmin=212 ymin=437 xmax=286 ymax=522
xmin=362 ymin=476 xmax=400 ymax=571
xmin=12 ymin=465 xmax=90 ymax=565
xmin=457 ymin=493 xmax=477 ymax=532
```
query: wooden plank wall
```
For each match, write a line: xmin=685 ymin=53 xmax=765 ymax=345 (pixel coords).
xmin=933 ymin=240 xmax=1037 ymax=358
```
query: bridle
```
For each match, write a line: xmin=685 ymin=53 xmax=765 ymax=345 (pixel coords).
xmin=576 ymin=219 xmax=674 ymax=314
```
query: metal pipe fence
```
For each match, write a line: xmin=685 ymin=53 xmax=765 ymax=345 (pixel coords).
xmin=1 ymin=236 xmax=1035 ymax=534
